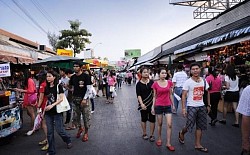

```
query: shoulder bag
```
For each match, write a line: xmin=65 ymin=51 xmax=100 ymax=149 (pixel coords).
xmin=56 ymin=84 xmax=71 ymax=113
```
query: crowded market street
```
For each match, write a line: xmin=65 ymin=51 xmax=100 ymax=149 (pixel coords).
xmin=0 ymin=83 xmax=241 ymax=155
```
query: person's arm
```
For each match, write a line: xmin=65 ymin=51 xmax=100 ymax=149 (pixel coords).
xmin=136 ymin=83 xmax=146 ymax=110
xmin=242 ymin=115 xmax=250 ymax=152
xmin=170 ymin=85 xmax=175 ymax=110
xmin=37 ymin=92 xmax=44 ymax=108
xmin=151 ymin=89 xmax=156 ymax=115
xmin=46 ymin=93 xmax=63 ymax=111
xmin=182 ymin=90 xmax=187 ymax=117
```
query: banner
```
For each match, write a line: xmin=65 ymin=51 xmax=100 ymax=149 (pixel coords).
xmin=124 ymin=49 xmax=141 ymax=58
xmin=0 ymin=63 xmax=11 ymax=77
xmin=57 ymin=49 xmax=73 ymax=57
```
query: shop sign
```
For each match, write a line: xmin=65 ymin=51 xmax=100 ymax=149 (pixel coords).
xmin=57 ymin=49 xmax=73 ymax=57
xmin=125 ymin=49 xmax=141 ymax=58
xmin=0 ymin=63 xmax=11 ymax=77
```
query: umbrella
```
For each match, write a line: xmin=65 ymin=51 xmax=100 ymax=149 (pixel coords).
xmin=33 ymin=55 xmax=88 ymax=69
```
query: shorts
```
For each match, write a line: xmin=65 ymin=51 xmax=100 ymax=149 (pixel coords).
xmin=224 ymin=91 xmax=239 ymax=102
xmin=140 ymin=107 xmax=155 ymax=123
xmin=154 ymin=106 xmax=172 ymax=115
xmin=185 ymin=106 xmax=207 ymax=132
xmin=98 ymin=83 xmax=103 ymax=90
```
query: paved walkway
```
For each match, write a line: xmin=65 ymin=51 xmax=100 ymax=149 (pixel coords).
xmin=0 ymin=83 xmax=242 ymax=155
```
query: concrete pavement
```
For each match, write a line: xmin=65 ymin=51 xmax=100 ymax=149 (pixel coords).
xmin=0 ymin=83 xmax=242 ymax=155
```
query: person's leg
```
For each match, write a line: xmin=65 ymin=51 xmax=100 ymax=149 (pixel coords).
xmin=26 ymin=106 xmax=35 ymax=128
xmin=72 ymin=98 xmax=84 ymax=138
xmin=195 ymin=129 xmax=203 ymax=148
xmin=54 ymin=114 xmax=72 ymax=145
xmin=222 ymin=101 xmax=228 ymax=121
xmin=241 ymin=115 xmax=250 ymax=153
xmin=156 ymin=114 xmax=163 ymax=142
xmin=41 ymin=119 xmax=48 ymax=141
xmin=90 ymin=98 xmax=94 ymax=112
xmin=81 ymin=102 xmax=91 ymax=142
xmin=148 ymin=110 xmax=156 ymax=140
xmin=140 ymin=110 xmax=147 ymax=138
xmin=232 ymin=102 xmax=239 ymax=124
xmin=45 ymin=115 xmax=55 ymax=155
xmin=165 ymin=114 xmax=173 ymax=146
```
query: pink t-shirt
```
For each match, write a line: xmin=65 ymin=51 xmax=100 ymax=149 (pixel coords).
xmin=152 ymin=80 xmax=173 ymax=106
xmin=206 ymin=75 xmax=222 ymax=93
xmin=108 ymin=76 xmax=116 ymax=86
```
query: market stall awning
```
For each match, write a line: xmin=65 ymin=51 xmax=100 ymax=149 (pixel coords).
xmin=133 ymin=46 xmax=161 ymax=66
xmin=0 ymin=50 xmax=35 ymax=64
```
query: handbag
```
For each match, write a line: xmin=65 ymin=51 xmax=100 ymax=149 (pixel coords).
xmin=110 ymin=86 xmax=115 ymax=92
xmin=28 ymin=93 xmax=37 ymax=106
xmin=56 ymin=85 xmax=71 ymax=113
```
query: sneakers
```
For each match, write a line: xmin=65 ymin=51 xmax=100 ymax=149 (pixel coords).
xmin=91 ymin=111 xmax=94 ymax=114
xmin=142 ymin=134 xmax=149 ymax=140
xmin=41 ymin=144 xmax=49 ymax=151
xmin=219 ymin=120 xmax=226 ymax=124
xmin=39 ymin=139 xmax=47 ymax=145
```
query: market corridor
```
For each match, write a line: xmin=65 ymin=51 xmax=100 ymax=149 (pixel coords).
xmin=0 ymin=83 xmax=242 ymax=155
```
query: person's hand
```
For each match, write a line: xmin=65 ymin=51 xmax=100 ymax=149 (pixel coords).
xmin=141 ymin=104 xmax=147 ymax=110
xmin=182 ymin=109 xmax=187 ymax=118
xmin=151 ymin=107 xmax=155 ymax=115
xmin=207 ymin=106 xmax=211 ymax=114
xmin=45 ymin=105 xmax=54 ymax=111
xmin=172 ymin=105 xmax=176 ymax=111
xmin=81 ymin=99 xmax=88 ymax=106
xmin=37 ymin=108 xmax=42 ymax=114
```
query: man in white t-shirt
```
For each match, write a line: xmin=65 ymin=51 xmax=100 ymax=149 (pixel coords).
xmin=178 ymin=63 xmax=211 ymax=153
xmin=172 ymin=64 xmax=188 ymax=113
xmin=236 ymin=86 xmax=250 ymax=154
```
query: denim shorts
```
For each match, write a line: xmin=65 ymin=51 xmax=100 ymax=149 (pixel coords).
xmin=154 ymin=106 xmax=172 ymax=115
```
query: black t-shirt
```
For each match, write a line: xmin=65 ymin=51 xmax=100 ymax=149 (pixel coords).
xmin=136 ymin=80 xmax=154 ymax=110
xmin=69 ymin=72 xmax=91 ymax=98
xmin=45 ymin=84 xmax=64 ymax=115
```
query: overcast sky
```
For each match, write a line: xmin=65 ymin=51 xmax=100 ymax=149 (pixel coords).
xmin=0 ymin=0 xmax=207 ymax=61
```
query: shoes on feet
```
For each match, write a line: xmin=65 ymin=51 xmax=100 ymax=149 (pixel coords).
xmin=96 ymin=95 xmax=100 ymax=97
xmin=82 ymin=133 xmax=88 ymax=142
xmin=91 ymin=111 xmax=94 ymax=114
xmin=149 ymin=136 xmax=155 ymax=142
xmin=26 ymin=130 xmax=33 ymax=136
xmin=219 ymin=120 xmax=226 ymax=124
xmin=41 ymin=144 xmax=49 ymax=151
xmin=76 ymin=127 xmax=84 ymax=138
xmin=39 ymin=139 xmax=48 ymax=145
xmin=166 ymin=145 xmax=175 ymax=151
xmin=142 ymin=134 xmax=149 ymax=140
xmin=232 ymin=124 xmax=240 ymax=128
xmin=67 ymin=143 xmax=73 ymax=149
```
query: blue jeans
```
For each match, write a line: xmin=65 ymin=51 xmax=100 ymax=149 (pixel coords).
xmin=45 ymin=113 xmax=71 ymax=155
xmin=174 ymin=87 xmax=183 ymax=111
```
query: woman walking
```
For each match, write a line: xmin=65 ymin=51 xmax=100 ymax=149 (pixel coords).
xmin=136 ymin=67 xmax=155 ymax=142
xmin=14 ymin=72 xmax=36 ymax=133
xmin=44 ymin=70 xmax=72 ymax=155
xmin=219 ymin=64 xmax=240 ymax=127
xmin=206 ymin=67 xmax=222 ymax=126
xmin=106 ymin=70 xmax=116 ymax=103
xmin=151 ymin=67 xmax=175 ymax=151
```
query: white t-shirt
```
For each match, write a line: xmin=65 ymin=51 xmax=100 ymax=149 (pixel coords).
xmin=225 ymin=75 xmax=239 ymax=92
xmin=236 ymin=85 xmax=250 ymax=116
xmin=172 ymin=71 xmax=188 ymax=87
xmin=183 ymin=78 xmax=209 ymax=107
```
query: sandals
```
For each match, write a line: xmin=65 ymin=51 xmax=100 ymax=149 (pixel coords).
xmin=39 ymin=139 xmax=47 ymax=145
xmin=76 ymin=128 xmax=84 ymax=138
xmin=178 ymin=131 xmax=184 ymax=144
xmin=149 ymin=136 xmax=155 ymax=142
xmin=156 ymin=140 xmax=162 ymax=146
xmin=195 ymin=147 xmax=208 ymax=153
xmin=82 ymin=133 xmax=88 ymax=142
xmin=142 ymin=134 xmax=149 ymax=140
xmin=166 ymin=145 xmax=175 ymax=151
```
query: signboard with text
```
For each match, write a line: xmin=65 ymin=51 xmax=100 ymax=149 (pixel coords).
xmin=57 ymin=49 xmax=73 ymax=57
xmin=124 ymin=49 xmax=141 ymax=58
xmin=0 ymin=63 xmax=11 ymax=77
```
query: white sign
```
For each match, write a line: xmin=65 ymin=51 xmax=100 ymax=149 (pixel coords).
xmin=0 ymin=63 xmax=11 ymax=77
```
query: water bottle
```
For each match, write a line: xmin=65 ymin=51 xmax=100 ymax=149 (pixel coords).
xmin=9 ymin=91 xmax=16 ymax=104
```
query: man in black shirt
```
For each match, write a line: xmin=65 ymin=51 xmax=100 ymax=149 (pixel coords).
xmin=69 ymin=61 xmax=91 ymax=142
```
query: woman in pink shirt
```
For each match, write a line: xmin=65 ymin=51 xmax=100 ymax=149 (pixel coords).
xmin=107 ymin=70 xmax=116 ymax=103
xmin=151 ymin=67 xmax=175 ymax=151
xmin=206 ymin=67 xmax=222 ymax=126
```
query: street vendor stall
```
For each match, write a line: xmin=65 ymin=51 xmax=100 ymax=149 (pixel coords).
xmin=0 ymin=63 xmax=22 ymax=138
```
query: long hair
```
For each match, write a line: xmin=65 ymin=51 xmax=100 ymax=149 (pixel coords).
xmin=45 ymin=70 xmax=59 ymax=95
xmin=24 ymin=71 xmax=32 ymax=88
xmin=225 ymin=64 xmax=236 ymax=81
xmin=208 ymin=67 xmax=217 ymax=79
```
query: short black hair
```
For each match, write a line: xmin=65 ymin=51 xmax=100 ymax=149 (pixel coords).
xmin=177 ymin=64 xmax=183 ymax=70
xmin=65 ymin=69 xmax=73 ymax=74
xmin=190 ymin=63 xmax=201 ymax=70
xmin=73 ymin=61 xmax=83 ymax=67
xmin=60 ymin=68 xmax=66 ymax=72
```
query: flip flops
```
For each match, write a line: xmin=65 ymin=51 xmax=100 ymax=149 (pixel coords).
xmin=178 ymin=131 xmax=184 ymax=144
xmin=156 ymin=140 xmax=162 ymax=146
xmin=195 ymin=147 xmax=208 ymax=153
xmin=166 ymin=145 xmax=175 ymax=151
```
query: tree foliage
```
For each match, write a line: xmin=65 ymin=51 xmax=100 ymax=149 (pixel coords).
xmin=47 ymin=32 xmax=59 ymax=51
xmin=56 ymin=20 xmax=92 ymax=56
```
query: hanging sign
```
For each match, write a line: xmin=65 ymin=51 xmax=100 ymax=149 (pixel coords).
xmin=0 ymin=63 xmax=11 ymax=77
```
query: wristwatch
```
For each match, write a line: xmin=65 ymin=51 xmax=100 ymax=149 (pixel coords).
xmin=207 ymin=105 xmax=211 ymax=107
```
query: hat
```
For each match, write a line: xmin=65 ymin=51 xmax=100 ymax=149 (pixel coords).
xmin=37 ymin=70 xmax=47 ymax=77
